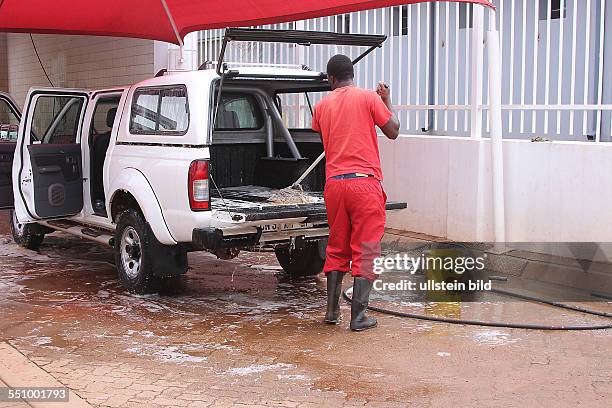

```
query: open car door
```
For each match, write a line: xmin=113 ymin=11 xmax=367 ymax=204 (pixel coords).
xmin=0 ymin=92 xmax=21 ymax=209
xmin=13 ymin=89 xmax=89 ymax=223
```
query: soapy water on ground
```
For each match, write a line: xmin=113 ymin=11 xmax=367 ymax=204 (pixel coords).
xmin=0 ymin=212 xmax=611 ymax=406
xmin=223 ymin=363 xmax=295 ymax=376
xmin=469 ymin=330 xmax=521 ymax=346
xmin=126 ymin=345 xmax=208 ymax=365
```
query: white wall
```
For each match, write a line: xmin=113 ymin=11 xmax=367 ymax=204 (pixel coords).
xmin=380 ymin=135 xmax=612 ymax=242
xmin=5 ymin=34 xmax=160 ymax=108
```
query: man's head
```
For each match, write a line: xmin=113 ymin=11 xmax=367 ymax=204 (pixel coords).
xmin=326 ymin=54 xmax=354 ymax=89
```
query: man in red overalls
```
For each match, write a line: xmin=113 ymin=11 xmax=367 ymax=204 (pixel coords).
xmin=312 ymin=55 xmax=400 ymax=331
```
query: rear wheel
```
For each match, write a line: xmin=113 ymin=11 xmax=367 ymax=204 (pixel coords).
xmin=9 ymin=210 xmax=45 ymax=250
xmin=114 ymin=209 xmax=187 ymax=294
xmin=275 ymin=242 xmax=325 ymax=277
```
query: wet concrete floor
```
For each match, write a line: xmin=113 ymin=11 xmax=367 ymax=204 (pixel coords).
xmin=0 ymin=210 xmax=610 ymax=407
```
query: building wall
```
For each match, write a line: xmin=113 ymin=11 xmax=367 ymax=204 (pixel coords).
xmin=380 ymin=135 xmax=612 ymax=242
xmin=0 ymin=34 xmax=8 ymax=92
xmin=5 ymin=34 xmax=158 ymax=108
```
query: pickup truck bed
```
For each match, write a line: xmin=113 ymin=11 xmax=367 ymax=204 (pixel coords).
xmin=211 ymin=185 xmax=406 ymax=223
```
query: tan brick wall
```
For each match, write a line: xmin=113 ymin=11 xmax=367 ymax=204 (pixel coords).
xmin=0 ymin=34 xmax=8 ymax=92
xmin=7 ymin=34 xmax=157 ymax=108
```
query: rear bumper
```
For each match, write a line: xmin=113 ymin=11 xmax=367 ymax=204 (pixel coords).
xmin=192 ymin=228 xmax=262 ymax=250
xmin=192 ymin=202 xmax=405 ymax=251
xmin=192 ymin=225 xmax=330 ymax=250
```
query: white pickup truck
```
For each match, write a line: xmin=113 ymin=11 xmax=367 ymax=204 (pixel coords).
xmin=3 ymin=29 xmax=406 ymax=293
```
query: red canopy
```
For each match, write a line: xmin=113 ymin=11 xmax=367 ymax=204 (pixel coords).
xmin=0 ymin=0 xmax=494 ymax=45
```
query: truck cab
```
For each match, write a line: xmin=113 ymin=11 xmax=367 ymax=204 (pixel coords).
xmin=8 ymin=29 xmax=406 ymax=294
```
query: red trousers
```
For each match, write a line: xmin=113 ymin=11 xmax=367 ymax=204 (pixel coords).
xmin=323 ymin=177 xmax=387 ymax=282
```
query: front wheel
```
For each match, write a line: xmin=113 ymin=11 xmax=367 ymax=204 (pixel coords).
xmin=114 ymin=209 xmax=187 ymax=294
xmin=9 ymin=210 xmax=45 ymax=250
xmin=274 ymin=242 xmax=325 ymax=277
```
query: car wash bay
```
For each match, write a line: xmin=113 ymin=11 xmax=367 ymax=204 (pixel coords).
xmin=0 ymin=1 xmax=611 ymax=406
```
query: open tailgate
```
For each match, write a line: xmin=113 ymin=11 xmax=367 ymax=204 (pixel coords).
xmin=209 ymin=186 xmax=406 ymax=225
xmin=221 ymin=201 xmax=407 ymax=224
xmin=198 ymin=186 xmax=406 ymax=250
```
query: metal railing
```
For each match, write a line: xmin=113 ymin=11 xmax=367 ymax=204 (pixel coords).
xmin=196 ymin=0 xmax=611 ymax=142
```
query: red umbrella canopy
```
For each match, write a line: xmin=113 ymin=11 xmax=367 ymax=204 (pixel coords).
xmin=0 ymin=0 xmax=494 ymax=45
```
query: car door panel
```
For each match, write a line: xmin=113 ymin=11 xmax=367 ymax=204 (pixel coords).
xmin=0 ymin=92 xmax=21 ymax=209
xmin=28 ymin=143 xmax=83 ymax=218
xmin=13 ymin=90 xmax=88 ymax=222
xmin=0 ymin=143 xmax=16 ymax=209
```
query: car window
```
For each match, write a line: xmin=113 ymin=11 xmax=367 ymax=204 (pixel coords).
xmin=91 ymin=97 xmax=121 ymax=136
xmin=130 ymin=86 xmax=188 ymax=135
xmin=215 ymin=93 xmax=263 ymax=130
xmin=0 ymin=98 xmax=19 ymax=142
xmin=31 ymin=96 xmax=84 ymax=144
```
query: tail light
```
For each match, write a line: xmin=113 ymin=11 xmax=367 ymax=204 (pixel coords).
xmin=188 ymin=160 xmax=210 ymax=211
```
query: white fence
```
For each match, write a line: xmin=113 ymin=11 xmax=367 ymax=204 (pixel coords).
xmin=196 ymin=0 xmax=611 ymax=142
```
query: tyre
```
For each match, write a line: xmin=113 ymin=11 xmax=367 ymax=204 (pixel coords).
xmin=274 ymin=241 xmax=325 ymax=277
xmin=9 ymin=210 xmax=45 ymax=250
xmin=114 ymin=209 xmax=187 ymax=294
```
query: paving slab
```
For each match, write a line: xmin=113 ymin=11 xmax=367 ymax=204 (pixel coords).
xmin=0 ymin=343 xmax=90 ymax=408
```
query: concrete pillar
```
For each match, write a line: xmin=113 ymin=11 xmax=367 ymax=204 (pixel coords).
xmin=601 ymin=0 xmax=612 ymax=140
xmin=161 ymin=32 xmax=199 ymax=73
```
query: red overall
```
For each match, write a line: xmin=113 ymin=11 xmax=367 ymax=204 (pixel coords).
xmin=312 ymin=86 xmax=392 ymax=282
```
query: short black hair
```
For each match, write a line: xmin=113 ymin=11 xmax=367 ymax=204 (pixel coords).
xmin=326 ymin=54 xmax=354 ymax=81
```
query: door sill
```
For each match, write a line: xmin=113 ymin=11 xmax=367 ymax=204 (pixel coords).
xmin=41 ymin=219 xmax=114 ymax=247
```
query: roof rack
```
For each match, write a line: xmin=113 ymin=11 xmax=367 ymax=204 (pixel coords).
xmin=216 ymin=28 xmax=387 ymax=76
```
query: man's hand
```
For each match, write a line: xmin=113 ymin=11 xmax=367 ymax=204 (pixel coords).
xmin=376 ymin=81 xmax=400 ymax=140
xmin=376 ymin=81 xmax=391 ymax=101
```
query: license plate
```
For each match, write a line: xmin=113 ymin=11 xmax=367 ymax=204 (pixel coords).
xmin=261 ymin=222 xmax=313 ymax=232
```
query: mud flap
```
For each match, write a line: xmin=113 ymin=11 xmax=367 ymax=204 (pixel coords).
xmin=148 ymin=224 xmax=188 ymax=278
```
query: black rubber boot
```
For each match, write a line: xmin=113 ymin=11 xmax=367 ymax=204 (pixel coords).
xmin=350 ymin=277 xmax=378 ymax=331
xmin=324 ymin=271 xmax=344 ymax=324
